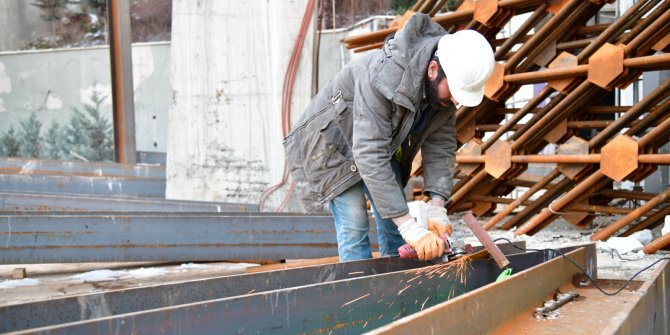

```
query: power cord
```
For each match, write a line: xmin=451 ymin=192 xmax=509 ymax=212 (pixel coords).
xmin=493 ymin=237 xmax=670 ymax=296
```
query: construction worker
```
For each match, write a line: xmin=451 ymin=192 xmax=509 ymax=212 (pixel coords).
xmin=283 ymin=13 xmax=494 ymax=261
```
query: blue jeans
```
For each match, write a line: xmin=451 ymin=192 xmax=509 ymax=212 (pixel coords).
xmin=329 ymin=162 xmax=406 ymax=261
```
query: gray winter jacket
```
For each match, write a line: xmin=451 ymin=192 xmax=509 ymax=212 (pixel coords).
xmin=283 ymin=13 xmax=457 ymax=218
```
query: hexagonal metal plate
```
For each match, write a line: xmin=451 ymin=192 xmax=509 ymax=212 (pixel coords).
xmin=601 ymin=135 xmax=638 ymax=181
xmin=557 ymin=136 xmax=589 ymax=180
xmin=485 ymin=140 xmax=512 ymax=179
xmin=588 ymin=43 xmax=624 ymax=90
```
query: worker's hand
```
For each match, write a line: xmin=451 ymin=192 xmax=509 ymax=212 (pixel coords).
xmin=427 ymin=205 xmax=452 ymax=236
xmin=398 ymin=217 xmax=445 ymax=260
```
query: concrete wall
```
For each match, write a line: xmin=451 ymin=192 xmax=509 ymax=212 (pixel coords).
xmin=166 ymin=0 xmax=316 ymax=206
xmin=0 ymin=43 xmax=171 ymax=153
xmin=0 ymin=1 xmax=49 ymax=52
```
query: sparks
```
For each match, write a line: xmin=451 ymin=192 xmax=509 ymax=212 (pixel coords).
xmin=397 ymin=284 xmax=411 ymax=295
xmin=421 ymin=296 xmax=430 ymax=310
xmin=341 ymin=293 xmax=371 ymax=308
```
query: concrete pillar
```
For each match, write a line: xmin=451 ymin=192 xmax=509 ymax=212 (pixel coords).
xmin=167 ymin=0 xmax=315 ymax=207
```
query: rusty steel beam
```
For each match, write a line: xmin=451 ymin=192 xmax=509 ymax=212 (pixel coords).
xmin=0 ymin=157 xmax=164 ymax=178
xmin=0 ymin=191 xmax=255 ymax=213
xmin=1 ymin=242 xmax=532 ymax=333
xmin=368 ymin=245 xmax=597 ymax=334
xmin=0 ymin=212 xmax=345 ymax=263
xmin=7 ymin=245 xmax=591 ymax=334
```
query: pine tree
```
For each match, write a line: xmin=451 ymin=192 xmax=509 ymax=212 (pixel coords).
xmin=44 ymin=120 xmax=65 ymax=160
xmin=64 ymin=92 xmax=114 ymax=161
xmin=0 ymin=127 xmax=21 ymax=157
xmin=18 ymin=113 xmax=43 ymax=158
xmin=83 ymin=93 xmax=114 ymax=161
xmin=64 ymin=108 xmax=92 ymax=160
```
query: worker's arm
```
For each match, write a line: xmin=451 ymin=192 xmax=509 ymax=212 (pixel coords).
xmin=421 ymin=108 xmax=457 ymax=201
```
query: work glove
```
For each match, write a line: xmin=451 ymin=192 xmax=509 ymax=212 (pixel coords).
xmin=427 ymin=205 xmax=453 ymax=236
xmin=398 ymin=217 xmax=445 ymax=260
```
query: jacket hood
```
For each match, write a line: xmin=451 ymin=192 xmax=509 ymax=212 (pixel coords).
xmin=387 ymin=14 xmax=446 ymax=111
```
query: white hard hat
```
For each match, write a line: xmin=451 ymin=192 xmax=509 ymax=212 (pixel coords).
xmin=436 ymin=30 xmax=495 ymax=107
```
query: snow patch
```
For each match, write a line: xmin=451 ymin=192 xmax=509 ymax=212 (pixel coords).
xmin=124 ymin=268 xmax=168 ymax=278
xmin=0 ymin=278 xmax=41 ymax=289
xmin=69 ymin=269 xmax=118 ymax=282
xmin=179 ymin=263 xmax=212 ymax=269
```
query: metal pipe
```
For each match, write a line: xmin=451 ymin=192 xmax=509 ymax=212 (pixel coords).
xmin=505 ymin=0 xmax=582 ymax=70
xmin=624 ymin=53 xmax=670 ymax=71
xmin=483 ymin=170 xmax=561 ymax=230
xmin=503 ymin=53 xmax=670 ymax=86
xmin=459 ymin=153 xmax=670 ymax=165
xmin=639 ymin=155 xmax=670 ymax=164
xmin=482 ymin=86 xmax=554 ymax=150
xmin=620 ymin=204 xmax=670 ymax=237
xmin=592 ymin=187 xmax=670 ymax=241
xmin=495 ymin=4 xmax=548 ymax=60
xmin=627 ymin=99 xmax=670 ymax=137
xmin=557 ymin=37 xmax=596 ymax=51
xmin=418 ymin=0 xmax=437 ymax=14
xmin=428 ymin=0 xmax=448 ymax=16
xmin=501 ymin=177 xmax=574 ymax=230
xmin=618 ymin=0 xmax=670 ymax=45
xmin=107 ymin=0 xmax=137 ymax=164
xmin=515 ymin=171 xmax=604 ymax=236
xmin=624 ymin=5 xmax=670 ymax=55
xmin=512 ymin=81 xmax=592 ymax=151
xmin=505 ymin=64 xmax=588 ymax=84
xmin=590 ymin=78 xmax=670 ymax=149
xmin=448 ymin=170 xmax=488 ymax=207
xmin=512 ymin=154 xmax=601 ymax=164
xmin=643 ymin=231 xmax=670 ymax=254
xmin=578 ymin=0 xmax=653 ymax=62
xmin=509 ymin=91 xmax=565 ymax=142
xmin=457 ymin=154 xmax=602 ymax=164
xmin=599 ymin=190 xmax=656 ymax=201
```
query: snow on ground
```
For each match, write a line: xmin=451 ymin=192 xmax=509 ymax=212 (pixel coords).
xmin=0 ymin=278 xmax=41 ymax=289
